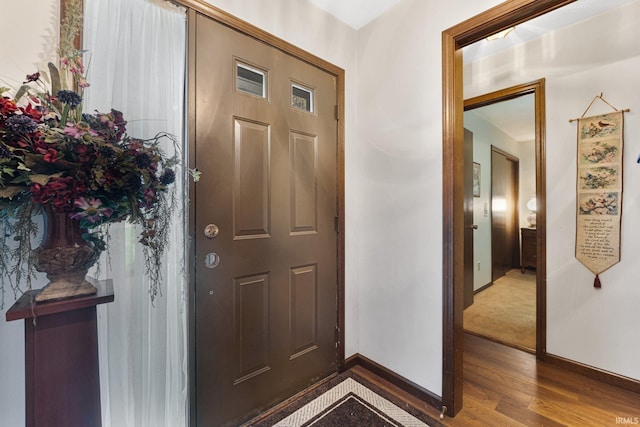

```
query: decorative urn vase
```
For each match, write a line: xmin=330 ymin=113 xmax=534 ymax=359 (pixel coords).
xmin=33 ymin=205 xmax=100 ymax=302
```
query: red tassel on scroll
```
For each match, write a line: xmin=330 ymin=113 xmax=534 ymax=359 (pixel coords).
xmin=594 ymin=274 xmax=601 ymax=288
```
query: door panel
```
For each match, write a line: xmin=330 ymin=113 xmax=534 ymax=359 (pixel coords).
xmin=290 ymin=132 xmax=318 ymax=234
xmin=289 ymin=264 xmax=319 ymax=358
xmin=233 ymin=119 xmax=271 ymax=238
xmin=491 ymin=148 xmax=519 ymax=281
xmin=234 ymin=273 xmax=270 ymax=384
xmin=194 ymin=13 xmax=338 ymax=426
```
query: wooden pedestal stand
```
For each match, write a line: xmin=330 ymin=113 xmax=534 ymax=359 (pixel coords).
xmin=6 ymin=279 xmax=114 ymax=427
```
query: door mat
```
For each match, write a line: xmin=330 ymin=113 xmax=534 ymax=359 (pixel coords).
xmin=249 ymin=371 xmax=444 ymax=427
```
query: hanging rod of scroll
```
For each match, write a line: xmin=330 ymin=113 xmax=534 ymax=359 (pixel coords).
xmin=569 ymin=93 xmax=630 ymax=123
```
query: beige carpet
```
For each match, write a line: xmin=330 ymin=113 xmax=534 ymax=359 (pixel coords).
xmin=464 ymin=269 xmax=536 ymax=351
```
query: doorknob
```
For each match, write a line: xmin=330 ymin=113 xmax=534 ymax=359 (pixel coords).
xmin=204 ymin=224 xmax=220 ymax=238
xmin=468 ymin=224 xmax=478 ymax=230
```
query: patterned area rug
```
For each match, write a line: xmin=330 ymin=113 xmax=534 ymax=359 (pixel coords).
xmin=250 ymin=371 xmax=444 ymax=427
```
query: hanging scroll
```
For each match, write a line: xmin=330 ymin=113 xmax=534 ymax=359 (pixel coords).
xmin=575 ymin=110 xmax=624 ymax=288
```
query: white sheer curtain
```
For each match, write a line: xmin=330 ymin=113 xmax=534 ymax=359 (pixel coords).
xmin=83 ymin=1 xmax=188 ymax=426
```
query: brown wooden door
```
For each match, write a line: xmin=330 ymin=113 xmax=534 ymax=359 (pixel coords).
xmin=491 ymin=147 xmax=519 ymax=281
xmin=193 ymin=13 xmax=339 ymax=426
xmin=463 ymin=129 xmax=474 ymax=309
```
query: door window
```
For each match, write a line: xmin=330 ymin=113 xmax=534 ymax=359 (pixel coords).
xmin=236 ymin=62 xmax=267 ymax=98
xmin=291 ymin=83 xmax=313 ymax=113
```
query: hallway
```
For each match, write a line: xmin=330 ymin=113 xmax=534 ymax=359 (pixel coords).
xmin=355 ymin=334 xmax=640 ymax=426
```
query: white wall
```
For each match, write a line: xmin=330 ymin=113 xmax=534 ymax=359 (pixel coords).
xmin=464 ymin=0 xmax=640 ymax=381
xmin=0 ymin=1 xmax=59 ymax=425
xmin=355 ymin=0 xmax=502 ymax=394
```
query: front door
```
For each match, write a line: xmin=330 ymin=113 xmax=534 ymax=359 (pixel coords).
xmin=193 ymin=13 xmax=339 ymax=426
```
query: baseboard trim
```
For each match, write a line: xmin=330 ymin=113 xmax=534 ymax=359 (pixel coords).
xmin=344 ymin=353 xmax=443 ymax=413
xmin=473 ymin=281 xmax=493 ymax=294
xmin=544 ymin=353 xmax=640 ymax=395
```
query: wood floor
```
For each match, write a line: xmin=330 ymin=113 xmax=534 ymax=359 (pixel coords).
xmin=354 ymin=334 xmax=640 ymax=426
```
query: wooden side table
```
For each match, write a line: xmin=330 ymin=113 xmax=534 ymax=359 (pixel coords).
xmin=521 ymin=227 xmax=537 ymax=273
xmin=6 ymin=279 xmax=114 ymax=427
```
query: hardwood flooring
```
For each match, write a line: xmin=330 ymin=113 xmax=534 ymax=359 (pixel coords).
xmin=353 ymin=334 xmax=640 ymax=426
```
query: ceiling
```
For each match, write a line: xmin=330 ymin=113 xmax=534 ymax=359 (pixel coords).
xmin=308 ymin=0 xmax=402 ymax=29
xmin=308 ymin=0 xmax=636 ymax=31
xmin=308 ymin=0 xmax=638 ymax=141
xmin=462 ymin=0 xmax=638 ymax=63
xmin=466 ymin=95 xmax=535 ymax=142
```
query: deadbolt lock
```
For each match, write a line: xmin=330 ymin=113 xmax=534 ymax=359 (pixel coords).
xmin=204 ymin=224 xmax=220 ymax=239
xmin=205 ymin=252 xmax=220 ymax=269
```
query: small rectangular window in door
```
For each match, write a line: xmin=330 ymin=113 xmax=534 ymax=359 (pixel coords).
xmin=291 ymin=83 xmax=313 ymax=113
xmin=236 ymin=62 xmax=267 ymax=98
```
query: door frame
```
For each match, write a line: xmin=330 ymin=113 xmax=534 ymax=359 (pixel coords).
xmin=179 ymin=2 xmax=346 ymax=424
xmin=442 ymin=1 xmax=572 ymax=416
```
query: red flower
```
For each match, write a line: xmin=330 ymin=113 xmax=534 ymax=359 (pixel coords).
xmin=30 ymin=183 xmax=53 ymax=204
xmin=20 ymin=104 xmax=43 ymax=121
xmin=75 ymin=143 xmax=89 ymax=161
xmin=32 ymin=137 xmax=47 ymax=151
xmin=0 ymin=97 xmax=18 ymax=115
xmin=43 ymin=148 xmax=59 ymax=163
xmin=30 ymin=177 xmax=88 ymax=212
xmin=47 ymin=179 xmax=68 ymax=192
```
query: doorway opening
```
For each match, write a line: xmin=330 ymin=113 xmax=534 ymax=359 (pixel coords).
xmin=463 ymin=90 xmax=539 ymax=354
xmin=441 ymin=0 xmax=560 ymax=404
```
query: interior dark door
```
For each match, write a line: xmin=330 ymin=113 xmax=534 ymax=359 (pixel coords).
xmin=464 ymin=129 xmax=474 ymax=308
xmin=491 ymin=147 xmax=519 ymax=281
xmin=193 ymin=13 xmax=339 ymax=426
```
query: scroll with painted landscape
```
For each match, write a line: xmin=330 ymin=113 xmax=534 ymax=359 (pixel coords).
xmin=575 ymin=111 xmax=623 ymax=288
